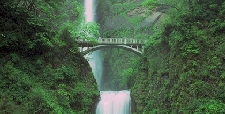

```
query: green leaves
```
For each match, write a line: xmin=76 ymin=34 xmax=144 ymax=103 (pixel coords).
xmin=130 ymin=0 xmax=225 ymax=113
xmin=0 ymin=0 xmax=99 ymax=113
xmin=142 ymin=0 xmax=157 ymax=7
xmin=180 ymin=39 xmax=199 ymax=57
xmin=78 ymin=22 xmax=100 ymax=41
xmin=194 ymin=100 xmax=225 ymax=114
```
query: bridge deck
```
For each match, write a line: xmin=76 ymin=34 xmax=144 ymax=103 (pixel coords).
xmin=77 ymin=38 xmax=147 ymax=45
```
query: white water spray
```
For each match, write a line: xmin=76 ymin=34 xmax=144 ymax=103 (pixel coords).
xmin=96 ymin=91 xmax=131 ymax=114
xmin=84 ymin=0 xmax=131 ymax=114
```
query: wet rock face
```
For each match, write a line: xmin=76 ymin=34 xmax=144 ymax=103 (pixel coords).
xmin=98 ymin=4 xmax=168 ymax=33
xmin=96 ymin=0 xmax=170 ymax=34
xmin=102 ymin=15 xmax=133 ymax=32
xmin=154 ymin=5 xmax=170 ymax=13
xmin=127 ymin=7 xmax=147 ymax=17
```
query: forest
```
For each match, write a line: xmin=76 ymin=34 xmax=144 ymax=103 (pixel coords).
xmin=0 ymin=0 xmax=99 ymax=113
xmin=1 ymin=0 xmax=225 ymax=114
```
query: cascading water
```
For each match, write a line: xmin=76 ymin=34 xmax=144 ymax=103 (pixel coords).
xmin=84 ymin=0 xmax=131 ymax=114
xmin=96 ymin=91 xmax=131 ymax=114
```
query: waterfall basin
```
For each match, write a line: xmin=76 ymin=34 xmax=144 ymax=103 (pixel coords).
xmin=96 ymin=90 xmax=131 ymax=114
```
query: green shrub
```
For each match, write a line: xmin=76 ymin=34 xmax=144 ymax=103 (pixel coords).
xmin=194 ymin=100 xmax=225 ymax=114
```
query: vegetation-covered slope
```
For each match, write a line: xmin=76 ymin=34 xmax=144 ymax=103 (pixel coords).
xmin=0 ymin=1 xmax=99 ymax=113
xmin=129 ymin=0 xmax=225 ymax=113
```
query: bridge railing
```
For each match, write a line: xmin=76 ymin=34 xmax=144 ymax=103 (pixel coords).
xmin=77 ymin=38 xmax=146 ymax=45
xmin=98 ymin=38 xmax=146 ymax=44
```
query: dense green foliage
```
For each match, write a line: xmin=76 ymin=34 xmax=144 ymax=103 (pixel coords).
xmin=0 ymin=1 xmax=99 ymax=113
xmin=107 ymin=0 xmax=134 ymax=5
xmin=129 ymin=0 xmax=225 ymax=113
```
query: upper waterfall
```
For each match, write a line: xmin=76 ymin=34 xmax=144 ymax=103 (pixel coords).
xmin=85 ymin=0 xmax=94 ymax=22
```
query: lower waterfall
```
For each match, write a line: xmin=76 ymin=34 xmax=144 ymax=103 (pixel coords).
xmin=96 ymin=90 xmax=131 ymax=114
xmin=86 ymin=51 xmax=131 ymax=114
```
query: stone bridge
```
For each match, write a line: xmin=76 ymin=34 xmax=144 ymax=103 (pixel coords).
xmin=77 ymin=38 xmax=147 ymax=56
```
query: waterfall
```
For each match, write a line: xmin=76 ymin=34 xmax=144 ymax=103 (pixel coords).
xmin=85 ymin=50 xmax=102 ymax=87
xmin=84 ymin=0 xmax=131 ymax=114
xmin=84 ymin=0 xmax=95 ymax=22
xmin=84 ymin=0 xmax=102 ymax=87
xmin=96 ymin=91 xmax=131 ymax=114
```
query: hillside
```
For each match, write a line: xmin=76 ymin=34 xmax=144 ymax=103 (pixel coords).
xmin=0 ymin=1 xmax=99 ymax=113
xmin=129 ymin=0 xmax=225 ymax=113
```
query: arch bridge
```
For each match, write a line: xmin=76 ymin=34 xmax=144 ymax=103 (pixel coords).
xmin=77 ymin=38 xmax=147 ymax=56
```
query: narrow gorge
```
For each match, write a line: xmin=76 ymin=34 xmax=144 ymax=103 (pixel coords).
xmin=1 ymin=0 xmax=225 ymax=114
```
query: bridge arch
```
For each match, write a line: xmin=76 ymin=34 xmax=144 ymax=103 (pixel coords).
xmin=81 ymin=45 xmax=143 ymax=56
